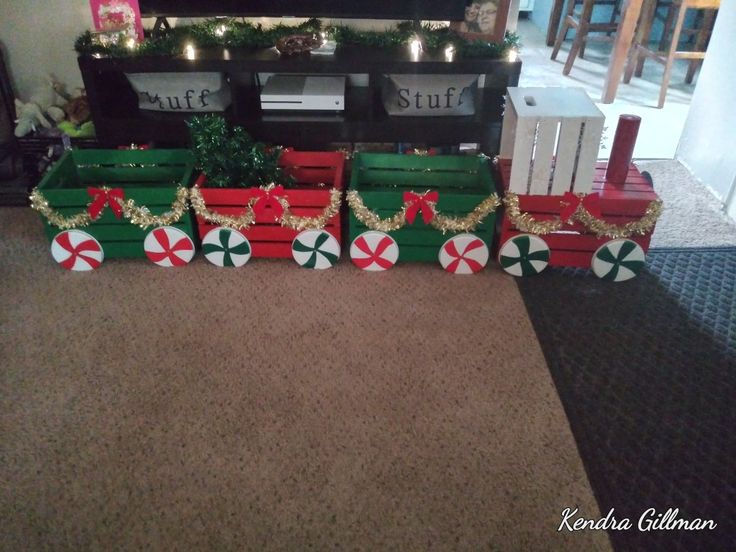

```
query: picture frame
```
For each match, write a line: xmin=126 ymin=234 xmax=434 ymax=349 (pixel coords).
xmin=450 ymin=0 xmax=511 ymax=44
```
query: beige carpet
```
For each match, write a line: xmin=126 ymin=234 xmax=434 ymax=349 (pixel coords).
xmin=638 ymin=160 xmax=736 ymax=248
xmin=0 ymin=209 xmax=610 ymax=551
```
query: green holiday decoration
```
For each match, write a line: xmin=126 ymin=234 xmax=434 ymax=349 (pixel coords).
xmin=201 ymin=227 xmax=252 ymax=267
xmin=75 ymin=18 xmax=519 ymax=60
xmin=187 ymin=115 xmax=288 ymax=189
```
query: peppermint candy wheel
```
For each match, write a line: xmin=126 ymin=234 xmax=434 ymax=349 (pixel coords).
xmin=202 ymin=227 xmax=252 ymax=267
xmin=350 ymin=231 xmax=399 ymax=271
xmin=438 ymin=233 xmax=489 ymax=274
xmin=591 ymin=239 xmax=645 ymax=282
xmin=292 ymin=230 xmax=340 ymax=270
xmin=498 ymin=234 xmax=550 ymax=277
xmin=144 ymin=226 xmax=195 ymax=267
xmin=50 ymin=230 xmax=104 ymax=271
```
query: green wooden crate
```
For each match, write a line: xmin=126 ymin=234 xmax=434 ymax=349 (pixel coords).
xmin=348 ymin=153 xmax=497 ymax=263
xmin=35 ymin=149 xmax=196 ymax=259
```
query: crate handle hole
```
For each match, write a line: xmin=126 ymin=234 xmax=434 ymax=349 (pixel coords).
xmin=524 ymin=96 xmax=536 ymax=107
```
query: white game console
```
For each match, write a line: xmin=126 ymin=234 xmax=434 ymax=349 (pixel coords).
xmin=260 ymin=75 xmax=346 ymax=112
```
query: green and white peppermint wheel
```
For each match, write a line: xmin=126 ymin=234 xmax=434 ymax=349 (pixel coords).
xmin=201 ymin=227 xmax=252 ymax=267
xmin=292 ymin=229 xmax=340 ymax=270
xmin=498 ymin=234 xmax=550 ymax=277
xmin=591 ymin=239 xmax=645 ymax=282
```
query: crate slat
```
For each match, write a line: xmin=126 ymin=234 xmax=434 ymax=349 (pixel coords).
xmin=496 ymin=157 xmax=659 ymax=271
xmin=36 ymin=149 xmax=196 ymax=260
xmin=195 ymin=151 xmax=345 ymax=260
xmin=349 ymin=153 xmax=497 ymax=265
xmin=550 ymin=118 xmax=582 ymax=195
xmin=529 ymin=118 xmax=558 ymax=195
xmin=503 ymin=88 xmax=605 ymax=197
xmin=199 ymin=188 xmax=335 ymax=207
xmin=571 ymin=117 xmax=605 ymax=194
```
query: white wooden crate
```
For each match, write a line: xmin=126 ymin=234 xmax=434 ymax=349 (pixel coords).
xmin=500 ymin=87 xmax=604 ymax=195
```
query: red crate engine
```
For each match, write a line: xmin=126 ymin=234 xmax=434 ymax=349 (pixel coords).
xmin=496 ymin=87 xmax=663 ymax=282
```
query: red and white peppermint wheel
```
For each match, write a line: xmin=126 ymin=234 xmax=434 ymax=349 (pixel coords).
xmin=143 ymin=226 xmax=195 ymax=267
xmin=50 ymin=230 xmax=104 ymax=271
xmin=438 ymin=233 xmax=489 ymax=274
xmin=350 ymin=231 xmax=399 ymax=271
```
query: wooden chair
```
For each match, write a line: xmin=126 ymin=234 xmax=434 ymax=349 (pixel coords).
xmin=623 ymin=0 xmax=719 ymax=108
xmin=551 ymin=0 xmax=621 ymax=75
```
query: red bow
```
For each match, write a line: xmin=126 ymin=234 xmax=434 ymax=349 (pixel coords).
xmin=404 ymin=191 xmax=439 ymax=225
xmin=252 ymin=185 xmax=286 ymax=221
xmin=560 ymin=192 xmax=602 ymax=223
xmin=87 ymin=187 xmax=124 ymax=220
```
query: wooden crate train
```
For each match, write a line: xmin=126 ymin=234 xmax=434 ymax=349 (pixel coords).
xmin=31 ymin=87 xmax=663 ymax=281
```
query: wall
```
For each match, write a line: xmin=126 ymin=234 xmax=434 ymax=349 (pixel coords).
xmin=0 ymin=0 xmax=94 ymax=99
xmin=676 ymin=2 xmax=736 ymax=220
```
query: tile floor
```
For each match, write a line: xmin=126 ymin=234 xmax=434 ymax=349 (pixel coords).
xmin=515 ymin=19 xmax=698 ymax=159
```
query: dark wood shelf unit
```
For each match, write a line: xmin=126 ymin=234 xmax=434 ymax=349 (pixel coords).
xmin=78 ymin=45 xmax=521 ymax=151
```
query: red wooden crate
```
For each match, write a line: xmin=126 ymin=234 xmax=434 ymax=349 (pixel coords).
xmin=496 ymin=159 xmax=660 ymax=269
xmin=196 ymin=151 xmax=345 ymax=258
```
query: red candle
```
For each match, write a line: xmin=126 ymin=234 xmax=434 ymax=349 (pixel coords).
xmin=606 ymin=115 xmax=641 ymax=184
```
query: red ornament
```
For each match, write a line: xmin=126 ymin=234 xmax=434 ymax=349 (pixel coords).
xmin=252 ymin=185 xmax=286 ymax=221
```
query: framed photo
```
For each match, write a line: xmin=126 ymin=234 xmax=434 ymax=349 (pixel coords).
xmin=450 ymin=0 xmax=511 ymax=44
xmin=89 ymin=0 xmax=144 ymax=42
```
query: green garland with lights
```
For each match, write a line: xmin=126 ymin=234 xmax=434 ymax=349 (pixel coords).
xmin=74 ymin=18 xmax=520 ymax=59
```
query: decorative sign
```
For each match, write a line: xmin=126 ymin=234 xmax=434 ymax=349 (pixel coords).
xmin=125 ymin=73 xmax=232 ymax=112
xmin=382 ymin=74 xmax=478 ymax=117
xmin=89 ymin=0 xmax=144 ymax=42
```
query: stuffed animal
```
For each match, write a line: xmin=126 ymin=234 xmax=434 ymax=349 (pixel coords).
xmin=14 ymin=76 xmax=95 ymax=137
xmin=14 ymin=99 xmax=65 ymax=137
xmin=57 ymin=120 xmax=95 ymax=138
xmin=52 ymin=81 xmax=92 ymax=128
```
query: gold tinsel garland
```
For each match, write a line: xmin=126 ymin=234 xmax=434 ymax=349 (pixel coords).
xmin=189 ymin=185 xmax=342 ymax=231
xmin=346 ymin=190 xmax=500 ymax=234
xmin=278 ymin=189 xmax=342 ymax=231
xmin=29 ymin=186 xmax=189 ymax=230
xmin=504 ymin=192 xmax=663 ymax=239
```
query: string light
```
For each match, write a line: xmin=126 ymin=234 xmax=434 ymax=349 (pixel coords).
xmin=184 ymin=43 xmax=196 ymax=60
xmin=215 ymin=24 xmax=228 ymax=37
xmin=444 ymin=44 xmax=455 ymax=62
xmin=125 ymin=37 xmax=137 ymax=50
xmin=507 ymin=48 xmax=518 ymax=62
xmin=410 ymin=36 xmax=422 ymax=60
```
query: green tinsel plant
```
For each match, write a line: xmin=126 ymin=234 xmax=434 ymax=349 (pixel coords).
xmin=187 ymin=115 xmax=288 ymax=188
xmin=75 ymin=18 xmax=519 ymax=60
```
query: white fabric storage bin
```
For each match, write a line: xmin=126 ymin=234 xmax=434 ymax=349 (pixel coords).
xmin=125 ymin=72 xmax=231 ymax=112
xmin=382 ymin=74 xmax=478 ymax=116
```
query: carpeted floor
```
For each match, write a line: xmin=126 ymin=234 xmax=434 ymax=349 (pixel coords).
xmin=0 ymin=208 xmax=611 ymax=551
xmin=638 ymin=161 xmax=736 ymax=249
xmin=2 ymin=157 xmax=735 ymax=550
